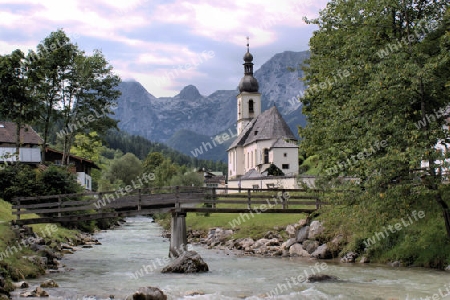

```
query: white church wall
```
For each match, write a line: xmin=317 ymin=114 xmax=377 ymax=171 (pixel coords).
xmin=271 ymin=147 xmax=299 ymax=175
xmin=227 ymin=175 xmax=299 ymax=192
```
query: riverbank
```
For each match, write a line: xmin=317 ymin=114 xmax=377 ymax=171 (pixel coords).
xmin=155 ymin=195 xmax=450 ymax=270
xmin=0 ymin=199 xmax=107 ymax=298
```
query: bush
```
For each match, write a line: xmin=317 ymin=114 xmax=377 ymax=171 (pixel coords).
xmin=39 ymin=165 xmax=82 ymax=195
xmin=0 ymin=164 xmax=82 ymax=203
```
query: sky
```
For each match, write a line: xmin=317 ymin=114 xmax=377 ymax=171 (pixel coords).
xmin=0 ymin=0 xmax=329 ymax=98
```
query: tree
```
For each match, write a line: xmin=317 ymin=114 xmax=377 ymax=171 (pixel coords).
xmin=300 ymin=1 xmax=449 ymax=235
xmin=58 ymin=49 xmax=121 ymax=165
xmin=70 ymin=132 xmax=103 ymax=163
xmin=143 ymin=152 xmax=165 ymax=173
xmin=154 ymin=159 xmax=179 ymax=187
xmin=0 ymin=50 xmax=39 ymax=156
xmin=170 ymin=171 xmax=204 ymax=187
xmin=25 ymin=29 xmax=78 ymax=162
xmin=104 ymin=152 xmax=143 ymax=186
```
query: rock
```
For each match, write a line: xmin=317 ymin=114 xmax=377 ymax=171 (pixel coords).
xmin=311 ymin=244 xmax=332 ymax=259
xmin=289 ymin=243 xmax=311 ymax=257
xmin=359 ymin=256 xmax=370 ymax=264
xmin=341 ymin=252 xmax=358 ymax=263
xmin=40 ymin=279 xmax=59 ymax=288
xmin=308 ymin=221 xmax=324 ymax=239
xmin=12 ymin=281 xmax=29 ymax=288
xmin=126 ymin=287 xmax=167 ymax=300
xmin=20 ymin=291 xmax=33 ymax=297
xmin=239 ymin=238 xmax=254 ymax=250
xmin=445 ymin=265 xmax=450 ymax=272
xmin=36 ymin=287 xmax=49 ymax=297
xmin=298 ymin=219 xmax=308 ymax=227
xmin=184 ymin=291 xmax=205 ymax=296
xmin=390 ymin=261 xmax=402 ymax=267
xmin=307 ymin=274 xmax=339 ymax=282
xmin=82 ymin=245 xmax=93 ymax=248
xmin=296 ymin=226 xmax=310 ymax=243
xmin=302 ymin=240 xmax=319 ymax=254
xmin=331 ymin=234 xmax=344 ymax=247
xmin=285 ymin=225 xmax=296 ymax=238
xmin=161 ymin=251 xmax=209 ymax=273
xmin=282 ymin=238 xmax=297 ymax=250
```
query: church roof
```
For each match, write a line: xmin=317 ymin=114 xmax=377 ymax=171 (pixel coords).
xmin=270 ymin=137 xmax=298 ymax=148
xmin=228 ymin=106 xmax=297 ymax=149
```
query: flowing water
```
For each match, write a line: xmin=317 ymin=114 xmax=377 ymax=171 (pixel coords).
xmin=12 ymin=216 xmax=450 ymax=299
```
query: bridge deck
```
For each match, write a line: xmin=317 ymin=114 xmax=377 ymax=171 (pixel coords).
xmin=12 ymin=187 xmax=325 ymax=225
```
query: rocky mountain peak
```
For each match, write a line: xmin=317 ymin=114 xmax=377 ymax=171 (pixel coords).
xmin=177 ymin=85 xmax=202 ymax=101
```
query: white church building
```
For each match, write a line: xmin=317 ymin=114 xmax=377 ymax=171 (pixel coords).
xmin=227 ymin=42 xmax=299 ymax=189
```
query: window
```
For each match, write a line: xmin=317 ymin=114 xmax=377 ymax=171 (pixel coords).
xmin=249 ymin=99 xmax=254 ymax=113
xmin=264 ymin=149 xmax=269 ymax=164
xmin=283 ymin=153 xmax=287 ymax=157
xmin=282 ymin=164 xmax=289 ymax=169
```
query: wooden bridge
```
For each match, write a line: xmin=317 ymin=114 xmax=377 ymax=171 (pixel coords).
xmin=12 ymin=186 xmax=325 ymax=257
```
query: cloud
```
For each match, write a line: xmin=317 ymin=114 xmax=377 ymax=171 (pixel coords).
xmin=0 ymin=0 xmax=328 ymax=97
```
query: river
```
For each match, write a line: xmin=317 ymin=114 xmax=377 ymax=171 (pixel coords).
xmin=12 ymin=216 xmax=450 ymax=299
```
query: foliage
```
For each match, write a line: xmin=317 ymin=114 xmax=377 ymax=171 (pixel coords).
xmin=103 ymin=152 xmax=143 ymax=186
xmin=39 ymin=165 xmax=83 ymax=195
xmin=0 ymin=164 xmax=40 ymax=202
xmin=143 ymin=152 xmax=165 ymax=173
xmin=1 ymin=29 xmax=121 ymax=164
xmin=265 ymin=164 xmax=285 ymax=176
xmin=104 ymin=130 xmax=227 ymax=173
xmin=299 ymin=0 xmax=450 ymax=266
xmin=0 ymin=164 xmax=81 ymax=202
xmin=154 ymin=159 xmax=179 ymax=187
xmin=170 ymin=172 xmax=204 ymax=187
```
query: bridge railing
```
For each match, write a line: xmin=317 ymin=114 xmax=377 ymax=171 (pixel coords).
xmin=11 ymin=187 xmax=327 ymax=224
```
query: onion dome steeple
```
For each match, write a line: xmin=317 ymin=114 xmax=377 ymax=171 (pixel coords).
xmin=238 ymin=37 xmax=259 ymax=93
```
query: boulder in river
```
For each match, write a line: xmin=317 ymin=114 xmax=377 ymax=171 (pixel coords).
xmin=307 ymin=274 xmax=339 ymax=282
xmin=126 ymin=287 xmax=167 ymax=300
xmin=161 ymin=251 xmax=209 ymax=273
xmin=40 ymin=279 xmax=59 ymax=288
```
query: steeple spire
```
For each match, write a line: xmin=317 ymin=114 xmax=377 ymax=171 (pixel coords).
xmin=239 ymin=37 xmax=259 ymax=92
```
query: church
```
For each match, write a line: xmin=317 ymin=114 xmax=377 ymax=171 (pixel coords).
xmin=227 ymin=42 xmax=299 ymax=189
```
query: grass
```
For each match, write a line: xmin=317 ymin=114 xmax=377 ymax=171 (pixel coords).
xmin=186 ymin=212 xmax=308 ymax=239
xmin=181 ymin=191 xmax=317 ymax=239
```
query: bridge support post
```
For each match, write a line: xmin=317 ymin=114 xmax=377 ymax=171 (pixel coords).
xmin=169 ymin=212 xmax=187 ymax=258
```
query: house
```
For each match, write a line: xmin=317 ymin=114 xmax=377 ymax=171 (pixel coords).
xmin=420 ymin=109 xmax=450 ymax=181
xmin=196 ymin=167 xmax=227 ymax=189
xmin=227 ymin=42 xmax=299 ymax=190
xmin=0 ymin=121 xmax=42 ymax=165
xmin=0 ymin=121 xmax=99 ymax=191
xmin=44 ymin=147 xmax=99 ymax=191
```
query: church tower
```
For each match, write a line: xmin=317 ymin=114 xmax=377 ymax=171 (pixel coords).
xmin=237 ymin=38 xmax=261 ymax=135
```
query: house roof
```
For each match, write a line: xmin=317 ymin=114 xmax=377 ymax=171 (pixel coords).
xmin=45 ymin=147 xmax=100 ymax=169
xmin=0 ymin=121 xmax=43 ymax=145
xmin=228 ymin=106 xmax=297 ymax=149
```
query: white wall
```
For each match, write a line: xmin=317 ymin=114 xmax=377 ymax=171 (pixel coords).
xmin=271 ymin=147 xmax=299 ymax=175
xmin=77 ymin=172 xmax=92 ymax=191
xmin=227 ymin=176 xmax=298 ymax=192
xmin=0 ymin=147 xmax=41 ymax=163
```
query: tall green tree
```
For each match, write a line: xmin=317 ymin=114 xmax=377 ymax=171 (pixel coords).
xmin=0 ymin=50 xmax=39 ymax=156
xmin=300 ymin=1 xmax=449 ymax=235
xmin=25 ymin=29 xmax=78 ymax=162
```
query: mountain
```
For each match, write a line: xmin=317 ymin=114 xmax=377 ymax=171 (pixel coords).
xmin=113 ymin=50 xmax=310 ymax=161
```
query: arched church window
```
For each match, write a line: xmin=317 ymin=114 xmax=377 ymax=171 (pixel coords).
xmin=249 ymin=99 xmax=254 ymax=113
xmin=264 ymin=148 xmax=269 ymax=164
